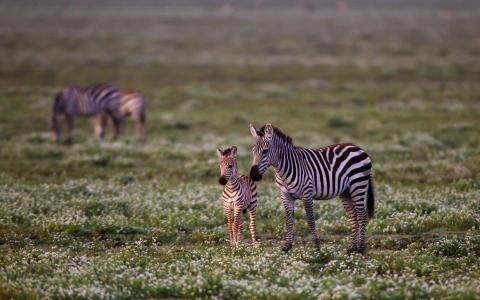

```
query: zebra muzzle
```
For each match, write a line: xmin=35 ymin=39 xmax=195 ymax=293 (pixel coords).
xmin=250 ymin=165 xmax=262 ymax=181
xmin=218 ymin=176 xmax=227 ymax=185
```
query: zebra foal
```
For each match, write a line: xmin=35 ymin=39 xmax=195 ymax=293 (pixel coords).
xmin=217 ymin=146 xmax=258 ymax=246
xmin=249 ymin=124 xmax=375 ymax=254
xmin=49 ymin=84 xmax=123 ymax=144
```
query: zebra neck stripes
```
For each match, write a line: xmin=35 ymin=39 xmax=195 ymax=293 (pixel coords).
xmin=224 ymin=176 xmax=241 ymax=193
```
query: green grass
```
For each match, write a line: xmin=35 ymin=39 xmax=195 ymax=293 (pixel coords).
xmin=0 ymin=1 xmax=480 ymax=299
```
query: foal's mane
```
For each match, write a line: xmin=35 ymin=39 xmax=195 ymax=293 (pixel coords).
xmin=259 ymin=125 xmax=293 ymax=144
xmin=221 ymin=147 xmax=234 ymax=156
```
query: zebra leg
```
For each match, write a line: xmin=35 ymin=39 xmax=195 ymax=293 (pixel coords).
xmin=100 ymin=113 xmax=108 ymax=140
xmin=91 ymin=114 xmax=105 ymax=141
xmin=233 ymin=208 xmax=243 ymax=246
xmin=65 ymin=114 xmax=75 ymax=145
xmin=49 ymin=114 xmax=61 ymax=144
xmin=350 ymin=185 xmax=369 ymax=255
xmin=281 ymin=192 xmax=296 ymax=253
xmin=354 ymin=200 xmax=368 ymax=255
xmin=224 ymin=205 xmax=234 ymax=245
xmin=303 ymin=197 xmax=320 ymax=250
xmin=248 ymin=202 xmax=258 ymax=243
xmin=341 ymin=193 xmax=359 ymax=254
xmin=109 ymin=111 xmax=124 ymax=141
xmin=136 ymin=112 xmax=146 ymax=142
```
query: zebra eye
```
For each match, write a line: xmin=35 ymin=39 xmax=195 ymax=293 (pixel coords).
xmin=228 ymin=165 xmax=232 ymax=169
xmin=262 ymin=149 xmax=269 ymax=154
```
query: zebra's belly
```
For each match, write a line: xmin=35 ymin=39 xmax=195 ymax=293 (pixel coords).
xmin=313 ymin=186 xmax=348 ymax=201
xmin=277 ymin=186 xmax=345 ymax=201
xmin=313 ymin=194 xmax=337 ymax=201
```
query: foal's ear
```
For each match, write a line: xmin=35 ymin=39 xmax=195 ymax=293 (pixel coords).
xmin=249 ymin=124 xmax=258 ymax=138
xmin=216 ymin=148 xmax=223 ymax=158
xmin=230 ymin=146 xmax=237 ymax=156
xmin=264 ymin=123 xmax=274 ymax=139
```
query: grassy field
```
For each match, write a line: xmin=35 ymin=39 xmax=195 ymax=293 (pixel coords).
xmin=1 ymin=1 xmax=479 ymax=299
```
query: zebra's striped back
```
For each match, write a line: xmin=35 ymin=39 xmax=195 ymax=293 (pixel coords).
xmin=295 ymin=143 xmax=371 ymax=200
xmin=54 ymin=84 xmax=121 ymax=116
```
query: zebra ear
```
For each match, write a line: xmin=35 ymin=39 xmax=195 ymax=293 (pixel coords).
xmin=216 ymin=148 xmax=223 ymax=158
xmin=249 ymin=124 xmax=258 ymax=138
xmin=264 ymin=123 xmax=273 ymax=139
xmin=230 ymin=146 xmax=237 ymax=156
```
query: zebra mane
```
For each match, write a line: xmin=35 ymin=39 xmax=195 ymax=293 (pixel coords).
xmin=259 ymin=125 xmax=293 ymax=144
xmin=221 ymin=148 xmax=233 ymax=156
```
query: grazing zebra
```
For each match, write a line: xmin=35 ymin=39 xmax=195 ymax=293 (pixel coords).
xmin=249 ymin=124 xmax=375 ymax=254
xmin=93 ymin=91 xmax=146 ymax=141
xmin=49 ymin=84 xmax=123 ymax=144
xmin=217 ymin=146 xmax=258 ymax=246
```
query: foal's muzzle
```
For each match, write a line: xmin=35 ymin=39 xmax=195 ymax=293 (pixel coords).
xmin=218 ymin=176 xmax=227 ymax=185
xmin=250 ymin=165 xmax=263 ymax=181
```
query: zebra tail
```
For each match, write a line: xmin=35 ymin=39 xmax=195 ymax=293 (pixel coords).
xmin=367 ymin=176 xmax=375 ymax=219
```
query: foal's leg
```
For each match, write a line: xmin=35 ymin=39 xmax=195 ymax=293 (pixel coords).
xmin=223 ymin=202 xmax=234 ymax=245
xmin=233 ymin=208 xmax=243 ymax=246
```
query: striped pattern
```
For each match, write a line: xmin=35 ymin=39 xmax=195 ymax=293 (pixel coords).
xmin=120 ymin=91 xmax=146 ymax=141
xmin=90 ymin=90 xmax=146 ymax=142
xmin=218 ymin=146 xmax=258 ymax=246
xmin=49 ymin=84 xmax=123 ymax=144
xmin=249 ymin=124 xmax=374 ymax=254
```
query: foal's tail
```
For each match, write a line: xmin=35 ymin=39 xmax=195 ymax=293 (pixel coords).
xmin=367 ymin=176 xmax=375 ymax=219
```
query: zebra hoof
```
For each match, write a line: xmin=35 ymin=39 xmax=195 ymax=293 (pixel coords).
xmin=357 ymin=248 xmax=365 ymax=255
xmin=314 ymin=239 xmax=321 ymax=251
xmin=282 ymin=243 xmax=292 ymax=253
xmin=346 ymin=247 xmax=357 ymax=255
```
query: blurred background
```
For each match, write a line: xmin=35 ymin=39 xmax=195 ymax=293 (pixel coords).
xmin=1 ymin=2 xmax=480 ymax=298
xmin=0 ymin=0 xmax=479 ymax=186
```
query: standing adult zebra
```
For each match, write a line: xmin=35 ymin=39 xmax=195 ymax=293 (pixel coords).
xmin=249 ymin=124 xmax=374 ymax=254
xmin=49 ymin=84 xmax=123 ymax=144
